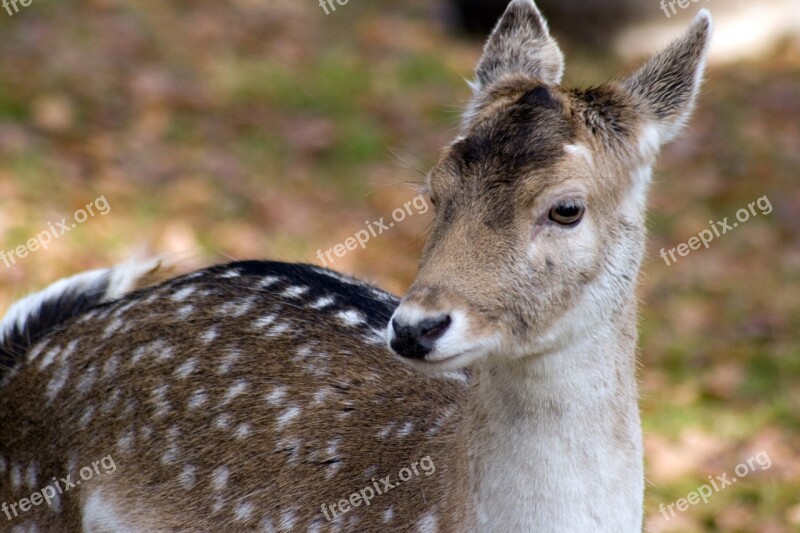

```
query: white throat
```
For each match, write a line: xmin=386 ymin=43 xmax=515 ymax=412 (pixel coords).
xmin=467 ymin=313 xmax=644 ymax=532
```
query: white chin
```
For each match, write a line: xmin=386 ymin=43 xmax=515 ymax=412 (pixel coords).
xmin=396 ymin=346 xmax=488 ymax=374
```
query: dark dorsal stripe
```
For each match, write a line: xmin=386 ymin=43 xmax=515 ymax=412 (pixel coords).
xmin=0 ymin=273 xmax=110 ymax=378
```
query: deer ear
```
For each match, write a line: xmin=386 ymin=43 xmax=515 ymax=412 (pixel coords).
xmin=622 ymin=10 xmax=713 ymax=145
xmin=472 ymin=0 xmax=564 ymax=92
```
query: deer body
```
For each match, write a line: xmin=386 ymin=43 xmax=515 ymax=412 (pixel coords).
xmin=0 ymin=1 xmax=712 ymax=531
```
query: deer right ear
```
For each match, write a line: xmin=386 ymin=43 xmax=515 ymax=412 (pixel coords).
xmin=472 ymin=0 xmax=564 ymax=92
xmin=622 ymin=10 xmax=713 ymax=147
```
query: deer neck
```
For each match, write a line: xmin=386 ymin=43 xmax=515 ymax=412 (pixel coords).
xmin=465 ymin=304 xmax=643 ymax=532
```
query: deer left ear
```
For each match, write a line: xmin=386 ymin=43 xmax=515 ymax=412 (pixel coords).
xmin=472 ymin=0 xmax=564 ymax=92
xmin=622 ymin=10 xmax=713 ymax=146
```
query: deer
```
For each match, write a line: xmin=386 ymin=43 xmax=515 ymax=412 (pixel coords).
xmin=0 ymin=1 xmax=712 ymax=531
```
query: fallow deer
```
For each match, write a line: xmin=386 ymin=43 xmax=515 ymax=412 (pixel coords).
xmin=0 ymin=1 xmax=712 ymax=531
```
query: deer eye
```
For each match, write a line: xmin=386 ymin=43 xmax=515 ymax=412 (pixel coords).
xmin=549 ymin=200 xmax=585 ymax=226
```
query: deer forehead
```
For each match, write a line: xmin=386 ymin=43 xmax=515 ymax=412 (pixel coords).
xmin=432 ymin=82 xmax=640 ymax=219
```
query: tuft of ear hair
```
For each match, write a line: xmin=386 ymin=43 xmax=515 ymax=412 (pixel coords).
xmin=622 ymin=9 xmax=713 ymax=145
xmin=472 ymin=0 xmax=564 ymax=92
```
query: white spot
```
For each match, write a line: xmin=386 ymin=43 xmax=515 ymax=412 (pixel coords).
xmin=217 ymin=349 xmax=241 ymax=375
xmin=253 ymin=314 xmax=277 ymax=329
xmin=171 ymin=286 xmax=196 ymax=302
xmin=292 ymin=345 xmax=313 ymax=361
xmin=180 ymin=465 xmax=196 ymax=490
xmin=303 ymin=351 xmax=330 ymax=378
xmin=10 ymin=463 xmax=21 ymax=489
xmin=45 ymin=366 xmax=70 ymax=403
xmin=67 ymin=455 xmax=78 ymax=474
xmin=176 ymin=358 xmax=197 ymax=379
xmin=38 ymin=345 xmax=61 ymax=371
xmin=218 ymin=298 xmax=255 ymax=318
xmin=417 ymin=511 xmax=438 ymax=533
xmin=383 ymin=506 xmax=395 ymax=523
xmin=311 ymin=387 xmax=331 ymax=405
xmin=48 ymin=490 xmax=62 ymax=513
xmin=26 ymin=340 xmax=49 ymax=363
xmin=313 ymin=268 xmax=358 ymax=285
xmin=156 ymin=344 xmax=174 ymax=361
xmin=177 ymin=304 xmax=195 ymax=319
xmin=152 ymin=384 xmax=172 ymax=418
xmin=260 ymin=517 xmax=277 ymax=533
xmin=161 ymin=443 xmax=179 ymax=465
xmin=102 ymin=355 xmax=120 ymax=380
xmin=118 ymin=427 xmax=135 ymax=454
xmin=326 ymin=437 xmax=341 ymax=458
xmin=337 ymin=310 xmax=365 ymax=327
xmin=103 ymin=318 xmax=124 ymax=338
xmin=276 ymin=406 xmax=301 ymax=431
xmin=25 ymin=462 xmax=38 ymax=489
xmin=212 ymin=466 xmax=230 ymax=491
xmin=79 ymin=406 xmax=95 ymax=429
xmin=112 ymin=300 xmax=136 ymax=318
xmin=325 ymin=460 xmax=342 ymax=479
xmin=201 ymin=327 xmax=219 ymax=344
xmin=281 ymin=286 xmax=308 ymax=299
xmin=234 ymin=423 xmax=252 ymax=440
xmin=141 ymin=425 xmax=153 ymax=442
xmin=279 ymin=510 xmax=296 ymax=531
xmin=100 ymin=389 xmax=121 ymax=413
xmin=131 ymin=345 xmax=148 ymax=364
xmin=220 ymin=270 xmax=241 ymax=279
xmin=222 ymin=380 xmax=249 ymax=405
xmin=81 ymin=489 xmax=138 ymax=531
xmin=377 ymin=422 xmax=395 ymax=439
xmin=266 ymin=323 xmax=291 ymax=337
xmin=215 ymin=414 xmax=231 ymax=430
xmin=266 ymin=386 xmax=287 ymax=406
xmin=397 ymin=421 xmax=414 ymax=437
xmin=188 ymin=390 xmax=208 ymax=410
xmin=76 ymin=365 xmax=97 ymax=396
xmin=258 ymin=276 xmax=280 ymax=288
xmin=309 ymin=296 xmax=335 ymax=309
xmin=234 ymin=502 xmax=255 ymax=522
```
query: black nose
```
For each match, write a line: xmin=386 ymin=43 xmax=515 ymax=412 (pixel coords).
xmin=390 ymin=315 xmax=452 ymax=359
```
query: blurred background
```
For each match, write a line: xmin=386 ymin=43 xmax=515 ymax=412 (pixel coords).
xmin=0 ymin=0 xmax=798 ymax=530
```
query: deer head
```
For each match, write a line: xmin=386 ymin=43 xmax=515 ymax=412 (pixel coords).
xmin=388 ymin=0 xmax=712 ymax=372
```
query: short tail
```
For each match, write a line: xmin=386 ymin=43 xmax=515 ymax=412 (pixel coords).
xmin=0 ymin=258 xmax=172 ymax=379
